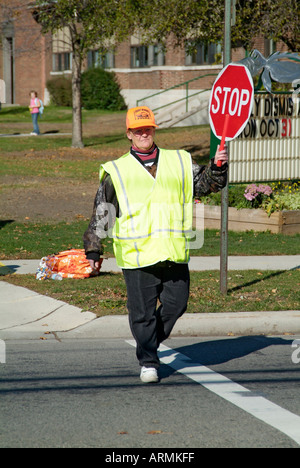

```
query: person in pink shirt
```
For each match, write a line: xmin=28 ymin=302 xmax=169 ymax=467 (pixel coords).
xmin=29 ymin=90 xmax=41 ymax=135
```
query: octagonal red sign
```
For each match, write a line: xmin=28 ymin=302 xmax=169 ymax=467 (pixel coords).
xmin=209 ymin=63 xmax=254 ymax=141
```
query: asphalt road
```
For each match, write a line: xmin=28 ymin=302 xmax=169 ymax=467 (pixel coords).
xmin=1 ymin=335 xmax=300 ymax=449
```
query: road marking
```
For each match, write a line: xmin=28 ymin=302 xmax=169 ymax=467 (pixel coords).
xmin=126 ymin=340 xmax=300 ymax=446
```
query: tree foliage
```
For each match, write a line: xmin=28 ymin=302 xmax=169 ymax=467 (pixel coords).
xmin=33 ymin=0 xmax=138 ymax=60
xmin=33 ymin=0 xmax=139 ymax=147
xmin=135 ymin=0 xmax=225 ymax=52
xmin=232 ymin=0 xmax=300 ymax=52
xmin=135 ymin=0 xmax=299 ymax=53
xmin=4 ymin=0 xmax=297 ymax=148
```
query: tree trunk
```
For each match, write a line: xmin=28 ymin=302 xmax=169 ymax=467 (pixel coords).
xmin=71 ymin=53 xmax=84 ymax=148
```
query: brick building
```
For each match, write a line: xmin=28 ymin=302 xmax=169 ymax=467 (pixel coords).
xmin=0 ymin=0 xmax=52 ymax=107
xmin=0 ymin=1 xmax=288 ymax=124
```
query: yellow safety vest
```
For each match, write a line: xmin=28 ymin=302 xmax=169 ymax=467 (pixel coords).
xmin=100 ymin=148 xmax=193 ymax=269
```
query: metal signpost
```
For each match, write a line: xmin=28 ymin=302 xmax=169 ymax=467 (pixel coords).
xmin=209 ymin=63 xmax=254 ymax=294
xmin=220 ymin=0 xmax=232 ymax=294
xmin=211 ymin=0 xmax=256 ymax=294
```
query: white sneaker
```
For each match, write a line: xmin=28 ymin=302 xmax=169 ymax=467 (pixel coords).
xmin=140 ymin=366 xmax=159 ymax=383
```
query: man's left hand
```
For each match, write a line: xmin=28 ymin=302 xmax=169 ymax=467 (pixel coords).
xmin=214 ymin=145 xmax=228 ymax=166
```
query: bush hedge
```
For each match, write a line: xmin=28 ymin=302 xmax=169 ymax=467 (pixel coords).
xmin=46 ymin=68 xmax=126 ymax=110
xmin=81 ymin=67 xmax=126 ymax=110
xmin=46 ymin=76 xmax=72 ymax=107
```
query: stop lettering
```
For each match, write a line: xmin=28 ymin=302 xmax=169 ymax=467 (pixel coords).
xmin=209 ymin=63 xmax=254 ymax=141
xmin=211 ymin=87 xmax=251 ymax=117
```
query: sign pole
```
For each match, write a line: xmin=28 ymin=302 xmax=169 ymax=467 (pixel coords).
xmin=209 ymin=8 xmax=252 ymax=296
xmin=220 ymin=0 xmax=232 ymax=294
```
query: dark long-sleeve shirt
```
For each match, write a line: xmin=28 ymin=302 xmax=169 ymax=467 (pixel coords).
xmin=83 ymin=148 xmax=228 ymax=261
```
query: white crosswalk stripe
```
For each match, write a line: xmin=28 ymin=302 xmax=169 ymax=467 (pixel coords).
xmin=126 ymin=339 xmax=300 ymax=446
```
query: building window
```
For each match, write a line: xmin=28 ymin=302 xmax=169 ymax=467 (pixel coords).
xmin=87 ymin=50 xmax=115 ymax=69
xmin=52 ymin=52 xmax=72 ymax=72
xmin=130 ymin=45 xmax=165 ymax=68
xmin=185 ymin=43 xmax=222 ymax=66
xmin=152 ymin=45 xmax=165 ymax=67
xmin=131 ymin=46 xmax=148 ymax=68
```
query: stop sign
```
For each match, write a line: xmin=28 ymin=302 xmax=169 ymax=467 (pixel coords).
xmin=209 ymin=63 xmax=254 ymax=141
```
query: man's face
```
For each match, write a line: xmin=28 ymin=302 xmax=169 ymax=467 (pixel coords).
xmin=127 ymin=126 xmax=155 ymax=151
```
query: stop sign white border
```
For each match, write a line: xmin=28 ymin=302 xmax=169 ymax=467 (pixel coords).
xmin=209 ymin=63 xmax=254 ymax=141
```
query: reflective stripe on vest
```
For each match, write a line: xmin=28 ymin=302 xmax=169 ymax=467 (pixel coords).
xmin=100 ymin=149 xmax=193 ymax=268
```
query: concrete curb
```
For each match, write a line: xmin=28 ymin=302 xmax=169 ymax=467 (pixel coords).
xmin=0 ymin=280 xmax=299 ymax=341
xmin=1 ymin=256 xmax=299 ymax=341
xmin=55 ymin=311 xmax=300 ymax=341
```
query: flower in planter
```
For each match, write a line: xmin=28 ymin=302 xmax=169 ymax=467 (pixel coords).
xmin=244 ymin=184 xmax=258 ymax=201
xmin=244 ymin=184 xmax=273 ymax=208
xmin=271 ymin=180 xmax=300 ymax=195
xmin=197 ymin=180 xmax=299 ymax=216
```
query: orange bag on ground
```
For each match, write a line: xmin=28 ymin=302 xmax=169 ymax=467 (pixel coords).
xmin=36 ymin=249 xmax=103 ymax=280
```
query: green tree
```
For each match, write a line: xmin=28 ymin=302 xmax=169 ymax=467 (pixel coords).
xmin=5 ymin=0 xmax=297 ymax=148
xmin=232 ymin=0 xmax=300 ymax=52
xmin=136 ymin=0 xmax=299 ymax=53
xmin=33 ymin=0 xmax=136 ymax=148
xmin=135 ymin=0 xmax=224 ymax=51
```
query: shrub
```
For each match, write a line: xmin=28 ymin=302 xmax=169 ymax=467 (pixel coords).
xmin=198 ymin=185 xmax=247 ymax=208
xmin=197 ymin=180 xmax=300 ymax=216
xmin=46 ymin=76 xmax=72 ymax=107
xmin=81 ymin=67 xmax=126 ymax=110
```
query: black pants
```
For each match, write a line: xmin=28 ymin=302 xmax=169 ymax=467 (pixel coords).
xmin=123 ymin=262 xmax=190 ymax=369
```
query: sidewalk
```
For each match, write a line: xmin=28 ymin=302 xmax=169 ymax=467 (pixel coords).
xmin=1 ymin=255 xmax=300 ymax=274
xmin=0 ymin=256 xmax=299 ymax=341
xmin=0 ymin=132 xmax=72 ymax=138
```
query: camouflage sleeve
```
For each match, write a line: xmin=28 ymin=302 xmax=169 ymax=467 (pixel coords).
xmin=83 ymin=174 xmax=119 ymax=258
xmin=193 ymin=160 xmax=228 ymax=197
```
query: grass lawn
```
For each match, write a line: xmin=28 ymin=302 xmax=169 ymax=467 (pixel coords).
xmin=1 ymin=269 xmax=299 ymax=316
xmin=0 ymin=106 xmax=126 ymax=124
xmin=0 ymin=151 xmax=101 ymax=180
xmin=1 ymin=106 xmax=299 ymax=315
xmin=1 ymin=220 xmax=300 ymax=259
xmin=0 ymin=106 xmax=210 ymax=160
xmin=0 ymin=132 xmax=132 ymax=153
xmin=0 ymin=106 xmax=128 ymax=153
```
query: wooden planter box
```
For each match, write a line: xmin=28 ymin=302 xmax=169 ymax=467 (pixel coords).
xmin=193 ymin=204 xmax=300 ymax=235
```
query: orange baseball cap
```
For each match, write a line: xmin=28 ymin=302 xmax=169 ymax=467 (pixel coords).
xmin=126 ymin=106 xmax=158 ymax=130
